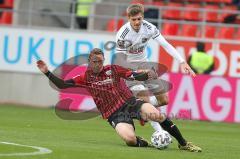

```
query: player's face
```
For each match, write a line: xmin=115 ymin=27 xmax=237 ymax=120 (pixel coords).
xmin=128 ymin=13 xmax=143 ymax=32
xmin=89 ymin=54 xmax=104 ymax=73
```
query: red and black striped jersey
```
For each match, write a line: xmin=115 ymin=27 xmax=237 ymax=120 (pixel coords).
xmin=72 ymin=65 xmax=133 ymax=119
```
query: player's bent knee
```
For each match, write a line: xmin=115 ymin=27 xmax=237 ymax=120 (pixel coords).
xmin=150 ymin=113 xmax=166 ymax=123
xmin=125 ymin=135 xmax=137 ymax=146
xmin=140 ymin=103 xmax=166 ymax=122
xmin=126 ymin=141 xmax=136 ymax=146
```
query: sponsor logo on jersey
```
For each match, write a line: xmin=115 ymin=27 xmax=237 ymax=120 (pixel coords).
xmin=117 ymin=39 xmax=132 ymax=49
xmin=117 ymin=39 xmax=125 ymax=48
xmin=129 ymin=45 xmax=145 ymax=54
xmin=142 ymin=38 xmax=148 ymax=43
xmin=93 ymin=78 xmax=113 ymax=85
xmin=105 ymin=70 xmax=112 ymax=76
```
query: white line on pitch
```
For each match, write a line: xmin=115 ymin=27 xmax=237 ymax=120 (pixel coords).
xmin=0 ymin=141 xmax=52 ymax=156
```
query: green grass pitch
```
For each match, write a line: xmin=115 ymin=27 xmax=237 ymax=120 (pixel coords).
xmin=0 ymin=104 xmax=239 ymax=159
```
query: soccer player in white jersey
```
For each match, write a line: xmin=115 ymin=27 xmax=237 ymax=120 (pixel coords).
xmin=115 ymin=4 xmax=196 ymax=133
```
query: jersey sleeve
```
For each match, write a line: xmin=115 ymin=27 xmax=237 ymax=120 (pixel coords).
xmin=151 ymin=25 xmax=161 ymax=40
xmin=72 ymin=74 xmax=86 ymax=85
xmin=114 ymin=65 xmax=133 ymax=79
xmin=153 ymin=32 xmax=185 ymax=63
xmin=115 ymin=27 xmax=129 ymax=54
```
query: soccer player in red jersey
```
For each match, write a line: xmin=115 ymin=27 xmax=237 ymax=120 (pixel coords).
xmin=37 ymin=48 xmax=201 ymax=152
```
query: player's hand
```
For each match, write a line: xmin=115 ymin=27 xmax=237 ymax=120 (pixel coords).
xmin=37 ymin=60 xmax=49 ymax=73
xmin=136 ymin=69 xmax=158 ymax=80
xmin=180 ymin=62 xmax=196 ymax=77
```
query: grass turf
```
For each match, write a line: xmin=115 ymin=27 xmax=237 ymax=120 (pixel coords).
xmin=0 ymin=104 xmax=239 ymax=159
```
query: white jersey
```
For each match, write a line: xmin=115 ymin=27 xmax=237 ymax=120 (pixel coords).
xmin=116 ymin=20 xmax=184 ymax=63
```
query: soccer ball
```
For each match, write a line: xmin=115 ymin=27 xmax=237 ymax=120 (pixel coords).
xmin=151 ymin=130 xmax=172 ymax=149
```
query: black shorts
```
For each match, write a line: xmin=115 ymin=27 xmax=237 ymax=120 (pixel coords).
xmin=107 ymin=97 xmax=146 ymax=130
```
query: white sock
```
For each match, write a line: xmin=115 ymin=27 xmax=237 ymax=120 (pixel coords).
xmin=149 ymin=96 xmax=164 ymax=131
xmin=150 ymin=121 xmax=163 ymax=131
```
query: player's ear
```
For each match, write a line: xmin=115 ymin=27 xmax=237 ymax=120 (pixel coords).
xmin=88 ymin=54 xmax=92 ymax=62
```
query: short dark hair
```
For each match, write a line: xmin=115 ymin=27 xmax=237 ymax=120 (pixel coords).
xmin=126 ymin=3 xmax=144 ymax=17
xmin=196 ymin=42 xmax=205 ymax=52
xmin=88 ymin=48 xmax=104 ymax=60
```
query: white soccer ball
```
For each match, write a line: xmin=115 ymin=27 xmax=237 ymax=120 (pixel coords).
xmin=151 ymin=130 xmax=172 ymax=149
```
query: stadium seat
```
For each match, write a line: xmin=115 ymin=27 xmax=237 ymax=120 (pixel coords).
xmin=181 ymin=24 xmax=198 ymax=37
xmin=219 ymin=5 xmax=237 ymax=22
xmin=131 ymin=0 xmax=144 ymax=4
xmin=153 ymin=1 xmax=164 ymax=6
xmin=187 ymin=0 xmax=203 ymax=2
xmin=182 ymin=4 xmax=201 ymax=21
xmin=106 ymin=19 xmax=118 ymax=32
xmin=188 ymin=0 xmax=231 ymax=3
xmin=0 ymin=0 xmax=14 ymax=25
xmin=219 ymin=0 xmax=232 ymax=3
xmin=204 ymin=26 xmax=216 ymax=38
xmin=106 ymin=19 xmax=124 ymax=32
xmin=0 ymin=11 xmax=12 ymax=24
xmin=161 ymin=23 xmax=179 ymax=36
xmin=205 ymin=0 xmax=225 ymax=3
xmin=0 ymin=0 xmax=14 ymax=8
xmin=204 ymin=5 xmax=220 ymax=22
xmin=235 ymin=29 xmax=240 ymax=39
xmin=217 ymin=26 xmax=235 ymax=39
xmin=207 ymin=0 xmax=220 ymax=2
xmin=162 ymin=2 xmax=183 ymax=20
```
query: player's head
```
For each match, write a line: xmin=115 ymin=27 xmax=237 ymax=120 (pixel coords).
xmin=196 ymin=42 xmax=205 ymax=52
xmin=88 ymin=48 xmax=105 ymax=73
xmin=126 ymin=3 xmax=144 ymax=31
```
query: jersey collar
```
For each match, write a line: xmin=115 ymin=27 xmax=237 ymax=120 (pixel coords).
xmin=128 ymin=22 xmax=143 ymax=33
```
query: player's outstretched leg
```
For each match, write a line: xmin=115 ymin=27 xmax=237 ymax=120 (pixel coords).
xmin=140 ymin=103 xmax=202 ymax=152
xmin=136 ymin=91 xmax=164 ymax=132
xmin=159 ymin=118 xmax=202 ymax=152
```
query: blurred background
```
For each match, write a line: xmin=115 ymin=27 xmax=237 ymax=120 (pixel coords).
xmin=0 ymin=0 xmax=239 ymax=123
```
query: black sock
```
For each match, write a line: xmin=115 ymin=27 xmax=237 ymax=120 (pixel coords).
xmin=160 ymin=118 xmax=187 ymax=146
xmin=134 ymin=136 xmax=149 ymax=147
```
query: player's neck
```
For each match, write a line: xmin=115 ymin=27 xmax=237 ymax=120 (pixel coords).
xmin=130 ymin=24 xmax=140 ymax=33
xmin=134 ymin=29 xmax=140 ymax=32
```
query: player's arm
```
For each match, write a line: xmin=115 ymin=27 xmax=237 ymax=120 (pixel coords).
xmin=129 ymin=70 xmax=154 ymax=81
xmin=116 ymin=39 xmax=128 ymax=54
xmin=132 ymin=68 xmax=159 ymax=81
xmin=152 ymin=27 xmax=195 ymax=76
xmin=153 ymin=32 xmax=185 ymax=63
xmin=37 ymin=60 xmax=76 ymax=89
xmin=115 ymin=65 xmax=158 ymax=81
xmin=115 ymin=28 xmax=129 ymax=54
